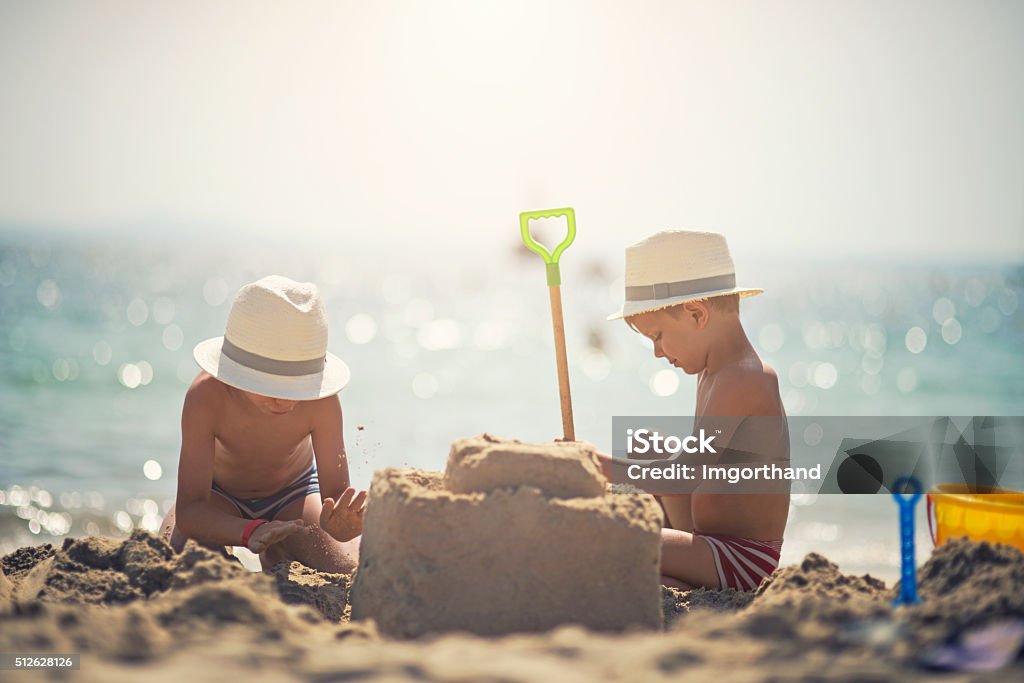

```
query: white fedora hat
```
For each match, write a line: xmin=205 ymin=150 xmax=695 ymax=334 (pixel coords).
xmin=608 ymin=231 xmax=763 ymax=320
xmin=193 ymin=275 xmax=351 ymax=400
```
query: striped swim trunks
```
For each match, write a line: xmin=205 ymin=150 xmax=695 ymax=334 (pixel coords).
xmin=695 ymin=533 xmax=784 ymax=592
xmin=211 ymin=459 xmax=320 ymax=521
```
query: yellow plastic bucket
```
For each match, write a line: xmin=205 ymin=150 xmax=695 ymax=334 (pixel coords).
xmin=927 ymin=484 xmax=1024 ymax=552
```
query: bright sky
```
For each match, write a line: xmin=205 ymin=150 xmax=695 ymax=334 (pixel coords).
xmin=1 ymin=0 xmax=1022 ymax=260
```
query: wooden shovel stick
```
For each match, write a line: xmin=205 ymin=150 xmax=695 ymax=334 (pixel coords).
xmin=519 ymin=207 xmax=578 ymax=442
xmin=548 ymin=284 xmax=575 ymax=441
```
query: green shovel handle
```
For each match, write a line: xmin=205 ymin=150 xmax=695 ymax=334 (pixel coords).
xmin=519 ymin=207 xmax=576 ymax=286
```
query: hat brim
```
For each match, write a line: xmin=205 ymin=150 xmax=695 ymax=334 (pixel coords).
xmin=607 ymin=287 xmax=764 ymax=321
xmin=193 ymin=337 xmax=351 ymax=400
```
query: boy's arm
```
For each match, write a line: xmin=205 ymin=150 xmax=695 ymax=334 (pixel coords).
xmin=173 ymin=383 xmax=253 ymax=546
xmin=311 ymin=395 xmax=366 ymax=542
xmin=310 ymin=394 xmax=351 ymax=497
xmin=699 ymin=366 xmax=783 ymax=441
xmin=696 ymin=367 xmax=789 ymax=495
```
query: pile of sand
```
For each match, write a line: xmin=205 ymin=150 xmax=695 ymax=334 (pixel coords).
xmin=1 ymin=531 xmax=1023 ymax=680
xmin=351 ymin=435 xmax=664 ymax=637
xmin=0 ymin=532 xmax=366 ymax=664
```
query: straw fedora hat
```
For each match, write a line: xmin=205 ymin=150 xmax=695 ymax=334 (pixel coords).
xmin=193 ymin=275 xmax=351 ymax=400
xmin=608 ymin=231 xmax=763 ymax=320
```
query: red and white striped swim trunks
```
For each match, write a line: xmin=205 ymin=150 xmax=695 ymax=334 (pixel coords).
xmin=695 ymin=533 xmax=784 ymax=592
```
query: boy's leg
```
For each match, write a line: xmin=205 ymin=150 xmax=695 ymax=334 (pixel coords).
xmin=660 ymin=528 xmax=721 ymax=590
xmin=259 ymin=493 xmax=359 ymax=574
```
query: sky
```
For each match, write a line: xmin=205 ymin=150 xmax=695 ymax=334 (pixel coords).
xmin=1 ymin=0 xmax=1022 ymax=261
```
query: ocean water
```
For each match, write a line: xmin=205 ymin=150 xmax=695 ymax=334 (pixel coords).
xmin=1 ymin=229 xmax=1021 ymax=581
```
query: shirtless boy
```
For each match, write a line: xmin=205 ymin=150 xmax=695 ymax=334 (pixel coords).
xmin=599 ymin=231 xmax=789 ymax=591
xmin=160 ymin=275 xmax=366 ymax=573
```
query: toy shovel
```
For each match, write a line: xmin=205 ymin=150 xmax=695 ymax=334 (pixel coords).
xmin=892 ymin=476 xmax=923 ymax=605
xmin=519 ymin=207 xmax=576 ymax=441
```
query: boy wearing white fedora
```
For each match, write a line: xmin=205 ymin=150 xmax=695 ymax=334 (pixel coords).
xmin=602 ymin=230 xmax=790 ymax=592
xmin=160 ymin=275 xmax=365 ymax=573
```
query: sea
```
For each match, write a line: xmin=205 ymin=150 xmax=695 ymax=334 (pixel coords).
xmin=1 ymin=228 xmax=1021 ymax=580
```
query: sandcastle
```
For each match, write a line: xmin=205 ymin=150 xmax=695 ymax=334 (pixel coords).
xmin=350 ymin=434 xmax=664 ymax=638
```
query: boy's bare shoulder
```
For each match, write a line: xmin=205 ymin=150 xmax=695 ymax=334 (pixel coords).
xmin=183 ymin=371 xmax=229 ymax=411
xmin=308 ymin=392 xmax=342 ymax=419
xmin=706 ymin=360 xmax=782 ymax=416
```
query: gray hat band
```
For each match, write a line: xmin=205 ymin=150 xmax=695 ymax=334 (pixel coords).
xmin=625 ymin=273 xmax=736 ymax=302
xmin=221 ymin=337 xmax=326 ymax=377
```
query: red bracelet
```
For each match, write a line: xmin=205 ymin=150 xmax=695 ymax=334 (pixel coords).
xmin=241 ymin=519 xmax=268 ymax=548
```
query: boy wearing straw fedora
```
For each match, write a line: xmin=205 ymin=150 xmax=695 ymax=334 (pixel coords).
xmin=600 ymin=231 xmax=790 ymax=591
xmin=159 ymin=275 xmax=365 ymax=573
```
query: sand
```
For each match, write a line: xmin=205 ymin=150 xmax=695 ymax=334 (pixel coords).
xmin=0 ymin=532 xmax=1022 ymax=680
xmin=351 ymin=436 xmax=663 ymax=637
xmin=1 ymin=437 xmax=1022 ymax=680
xmin=443 ymin=433 xmax=608 ymax=499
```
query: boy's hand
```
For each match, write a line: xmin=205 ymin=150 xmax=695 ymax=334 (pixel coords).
xmin=320 ymin=487 xmax=367 ymax=542
xmin=246 ymin=519 xmax=305 ymax=553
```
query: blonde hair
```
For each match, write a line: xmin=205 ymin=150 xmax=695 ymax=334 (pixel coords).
xmin=702 ymin=293 xmax=739 ymax=314
xmin=623 ymin=294 xmax=739 ymax=332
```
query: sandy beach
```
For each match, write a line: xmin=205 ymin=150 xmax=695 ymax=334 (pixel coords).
xmin=2 ymin=2 xmax=1022 ymax=680
xmin=2 ymin=519 xmax=1023 ymax=680
xmin=3 ymin=437 xmax=1024 ymax=680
